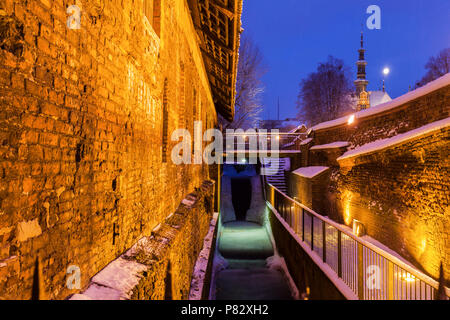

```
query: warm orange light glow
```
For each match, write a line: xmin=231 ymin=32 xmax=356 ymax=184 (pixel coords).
xmin=343 ymin=191 xmax=353 ymax=225
xmin=402 ymin=273 xmax=416 ymax=283
xmin=348 ymin=114 xmax=355 ymax=125
xmin=420 ymin=238 xmax=427 ymax=255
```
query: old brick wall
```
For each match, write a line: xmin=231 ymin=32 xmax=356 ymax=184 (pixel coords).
xmin=0 ymin=0 xmax=218 ymax=299
xmin=313 ymin=85 xmax=450 ymax=148
xmin=69 ymin=180 xmax=214 ymax=300
xmin=335 ymin=127 xmax=449 ymax=285
xmin=287 ymin=170 xmax=330 ymax=216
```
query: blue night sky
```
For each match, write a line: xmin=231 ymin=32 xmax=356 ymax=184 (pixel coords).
xmin=241 ymin=0 xmax=450 ymax=120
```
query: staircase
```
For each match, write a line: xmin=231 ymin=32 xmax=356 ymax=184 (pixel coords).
xmin=262 ymin=158 xmax=289 ymax=194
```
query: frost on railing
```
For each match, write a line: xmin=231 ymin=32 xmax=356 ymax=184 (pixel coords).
xmin=266 ymin=183 xmax=450 ymax=300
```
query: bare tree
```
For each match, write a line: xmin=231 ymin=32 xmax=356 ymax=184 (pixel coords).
xmin=296 ymin=56 xmax=353 ymax=126
xmin=415 ymin=48 xmax=450 ymax=88
xmin=219 ymin=35 xmax=266 ymax=130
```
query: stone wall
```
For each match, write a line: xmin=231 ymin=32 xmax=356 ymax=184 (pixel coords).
xmin=313 ymin=85 xmax=449 ymax=148
xmin=0 ymin=0 xmax=218 ymax=299
xmin=287 ymin=170 xmax=330 ymax=215
xmin=334 ymin=126 xmax=450 ymax=285
xmin=71 ymin=180 xmax=214 ymax=300
xmin=298 ymin=82 xmax=450 ymax=286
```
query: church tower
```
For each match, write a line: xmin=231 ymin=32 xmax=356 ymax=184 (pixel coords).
xmin=354 ymin=31 xmax=369 ymax=110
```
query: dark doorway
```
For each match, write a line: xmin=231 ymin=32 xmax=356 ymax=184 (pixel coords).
xmin=231 ymin=178 xmax=252 ymax=221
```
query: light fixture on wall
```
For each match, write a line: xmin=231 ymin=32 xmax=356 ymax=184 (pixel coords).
xmin=352 ymin=219 xmax=365 ymax=237
xmin=348 ymin=114 xmax=355 ymax=125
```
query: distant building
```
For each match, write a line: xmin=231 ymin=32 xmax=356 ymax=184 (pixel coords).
xmin=352 ymin=32 xmax=392 ymax=111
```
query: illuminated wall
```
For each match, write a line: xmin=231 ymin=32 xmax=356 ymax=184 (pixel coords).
xmin=336 ymin=127 xmax=449 ymax=285
xmin=0 ymin=0 xmax=218 ymax=299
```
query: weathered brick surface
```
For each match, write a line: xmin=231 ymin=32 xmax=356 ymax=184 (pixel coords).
xmin=287 ymin=170 xmax=330 ymax=215
xmin=313 ymin=85 xmax=450 ymax=148
xmin=335 ymin=127 xmax=450 ymax=285
xmin=300 ymin=84 xmax=450 ymax=286
xmin=71 ymin=180 xmax=214 ymax=300
xmin=0 ymin=0 xmax=218 ymax=299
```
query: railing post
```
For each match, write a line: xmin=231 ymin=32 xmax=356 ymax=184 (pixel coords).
xmin=310 ymin=213 xmax=314 ymax=250
xmin=337 ymin=230 xmax=342 ymax=278
xmin=358 ymin=243 xmax=364 ymax=300
xmin=388 ymin=261 xmax=394 ymax=300
xmin=289 ymin=203 xmax=293 ymax=227
xmin=302 ymin=208 xmax=305 ymax=242
xmin=322 ymin=221 xmax=326 ymax=263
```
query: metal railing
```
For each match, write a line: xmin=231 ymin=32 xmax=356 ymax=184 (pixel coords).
xmin=266 ymin=183 xmax=450 ymax=300
xmin=224 ymin=132 xmax=306 ymax=152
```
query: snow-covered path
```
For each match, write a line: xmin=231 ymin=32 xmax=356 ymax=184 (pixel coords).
xmin=212 ymin=221 xmax=294 ymax=300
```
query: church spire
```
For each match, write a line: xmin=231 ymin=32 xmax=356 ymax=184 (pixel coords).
xmin=355 ymin=29 xmax=370 ymax=110
xmin=360 ymin=30 xmax=364 ymax=48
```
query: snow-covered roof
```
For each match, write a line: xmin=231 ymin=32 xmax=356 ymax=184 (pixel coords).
xmin=293 ymin=166 xmax=329 ymax=178
xmin=312 ymin=73 xmax=450 ymax=131
xmin=337 ymin=117 xmax=450 ymax=161
xmin=310 ymin=141 xmax=349 ymax=150
xmin=369 ymin=90 xmax=392 ymax=107
xmin=288 ymin=123 xmax=307 ymax=133
xmin=300 ymin=138 xmax=313 ymax=145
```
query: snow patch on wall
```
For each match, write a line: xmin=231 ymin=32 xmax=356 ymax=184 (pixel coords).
xmin=292 ymin=166 xmax=329 ymax=179
xmin=310 ymin=141 xmax=349 ymax=150
xmin=338 ymin=117 xmax=450 ymax=161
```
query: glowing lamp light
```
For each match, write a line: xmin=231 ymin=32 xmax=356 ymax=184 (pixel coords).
xmin=348 ymin=114 xmax=355 ymax=125
xmin=241 ymin=158 xmax=247 ymax=164
xmin=383 ymin=67 xmax=390 ymax=76
xmin=276 ymin=135 xmax=280 ymax=140
xmin=402 ymin=273 xmax=416 ymax=283
xmin=352 ymin=220 xmax=365 ymax=237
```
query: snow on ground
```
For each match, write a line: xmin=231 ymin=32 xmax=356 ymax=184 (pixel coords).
xmin=338 ymin=117 xmax=450 ymax=161
xmin=312 ymin=73 xmax=450 ymax=131
xmin=310 ymin=141 xmax=349 ymax=150
xmin=292 ymin=166 xmax=329 ymax=178
xmin=69 ymin=257 xmax=148 ymax=300
xmin=266 ymin=255 xmax=300 ymax=300
xmin=189 ymin=212 xmax=219 ymax=300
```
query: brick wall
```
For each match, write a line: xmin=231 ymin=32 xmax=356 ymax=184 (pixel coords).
xmin=0 ymin=0 xmax=218 ymax=299
xmin=298 ymin=83 xmax=450 ymax=285
xmin=287 ymin=170 xmax=330 ymax=215
xmin=313 ymin=85 xmax=450 ymax=148
xmin=335 ymin=127 xmax=449 ymax=285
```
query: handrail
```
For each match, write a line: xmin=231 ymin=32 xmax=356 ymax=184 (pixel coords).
xmin=266 ymin=183 xmax=450 ymax=299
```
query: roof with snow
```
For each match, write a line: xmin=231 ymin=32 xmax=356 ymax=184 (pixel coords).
xmin=368 ymin=90 xmax=392 ymax=107
xmin=312 ymin=73 xmax=450 ymax=132
xmin=310 ymin=141 xmax=350 ymax=150
xmin=292 ymin=166 xmax=329 ymax=178
xmin=337 ymin=117 xmax=450 ymax=161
